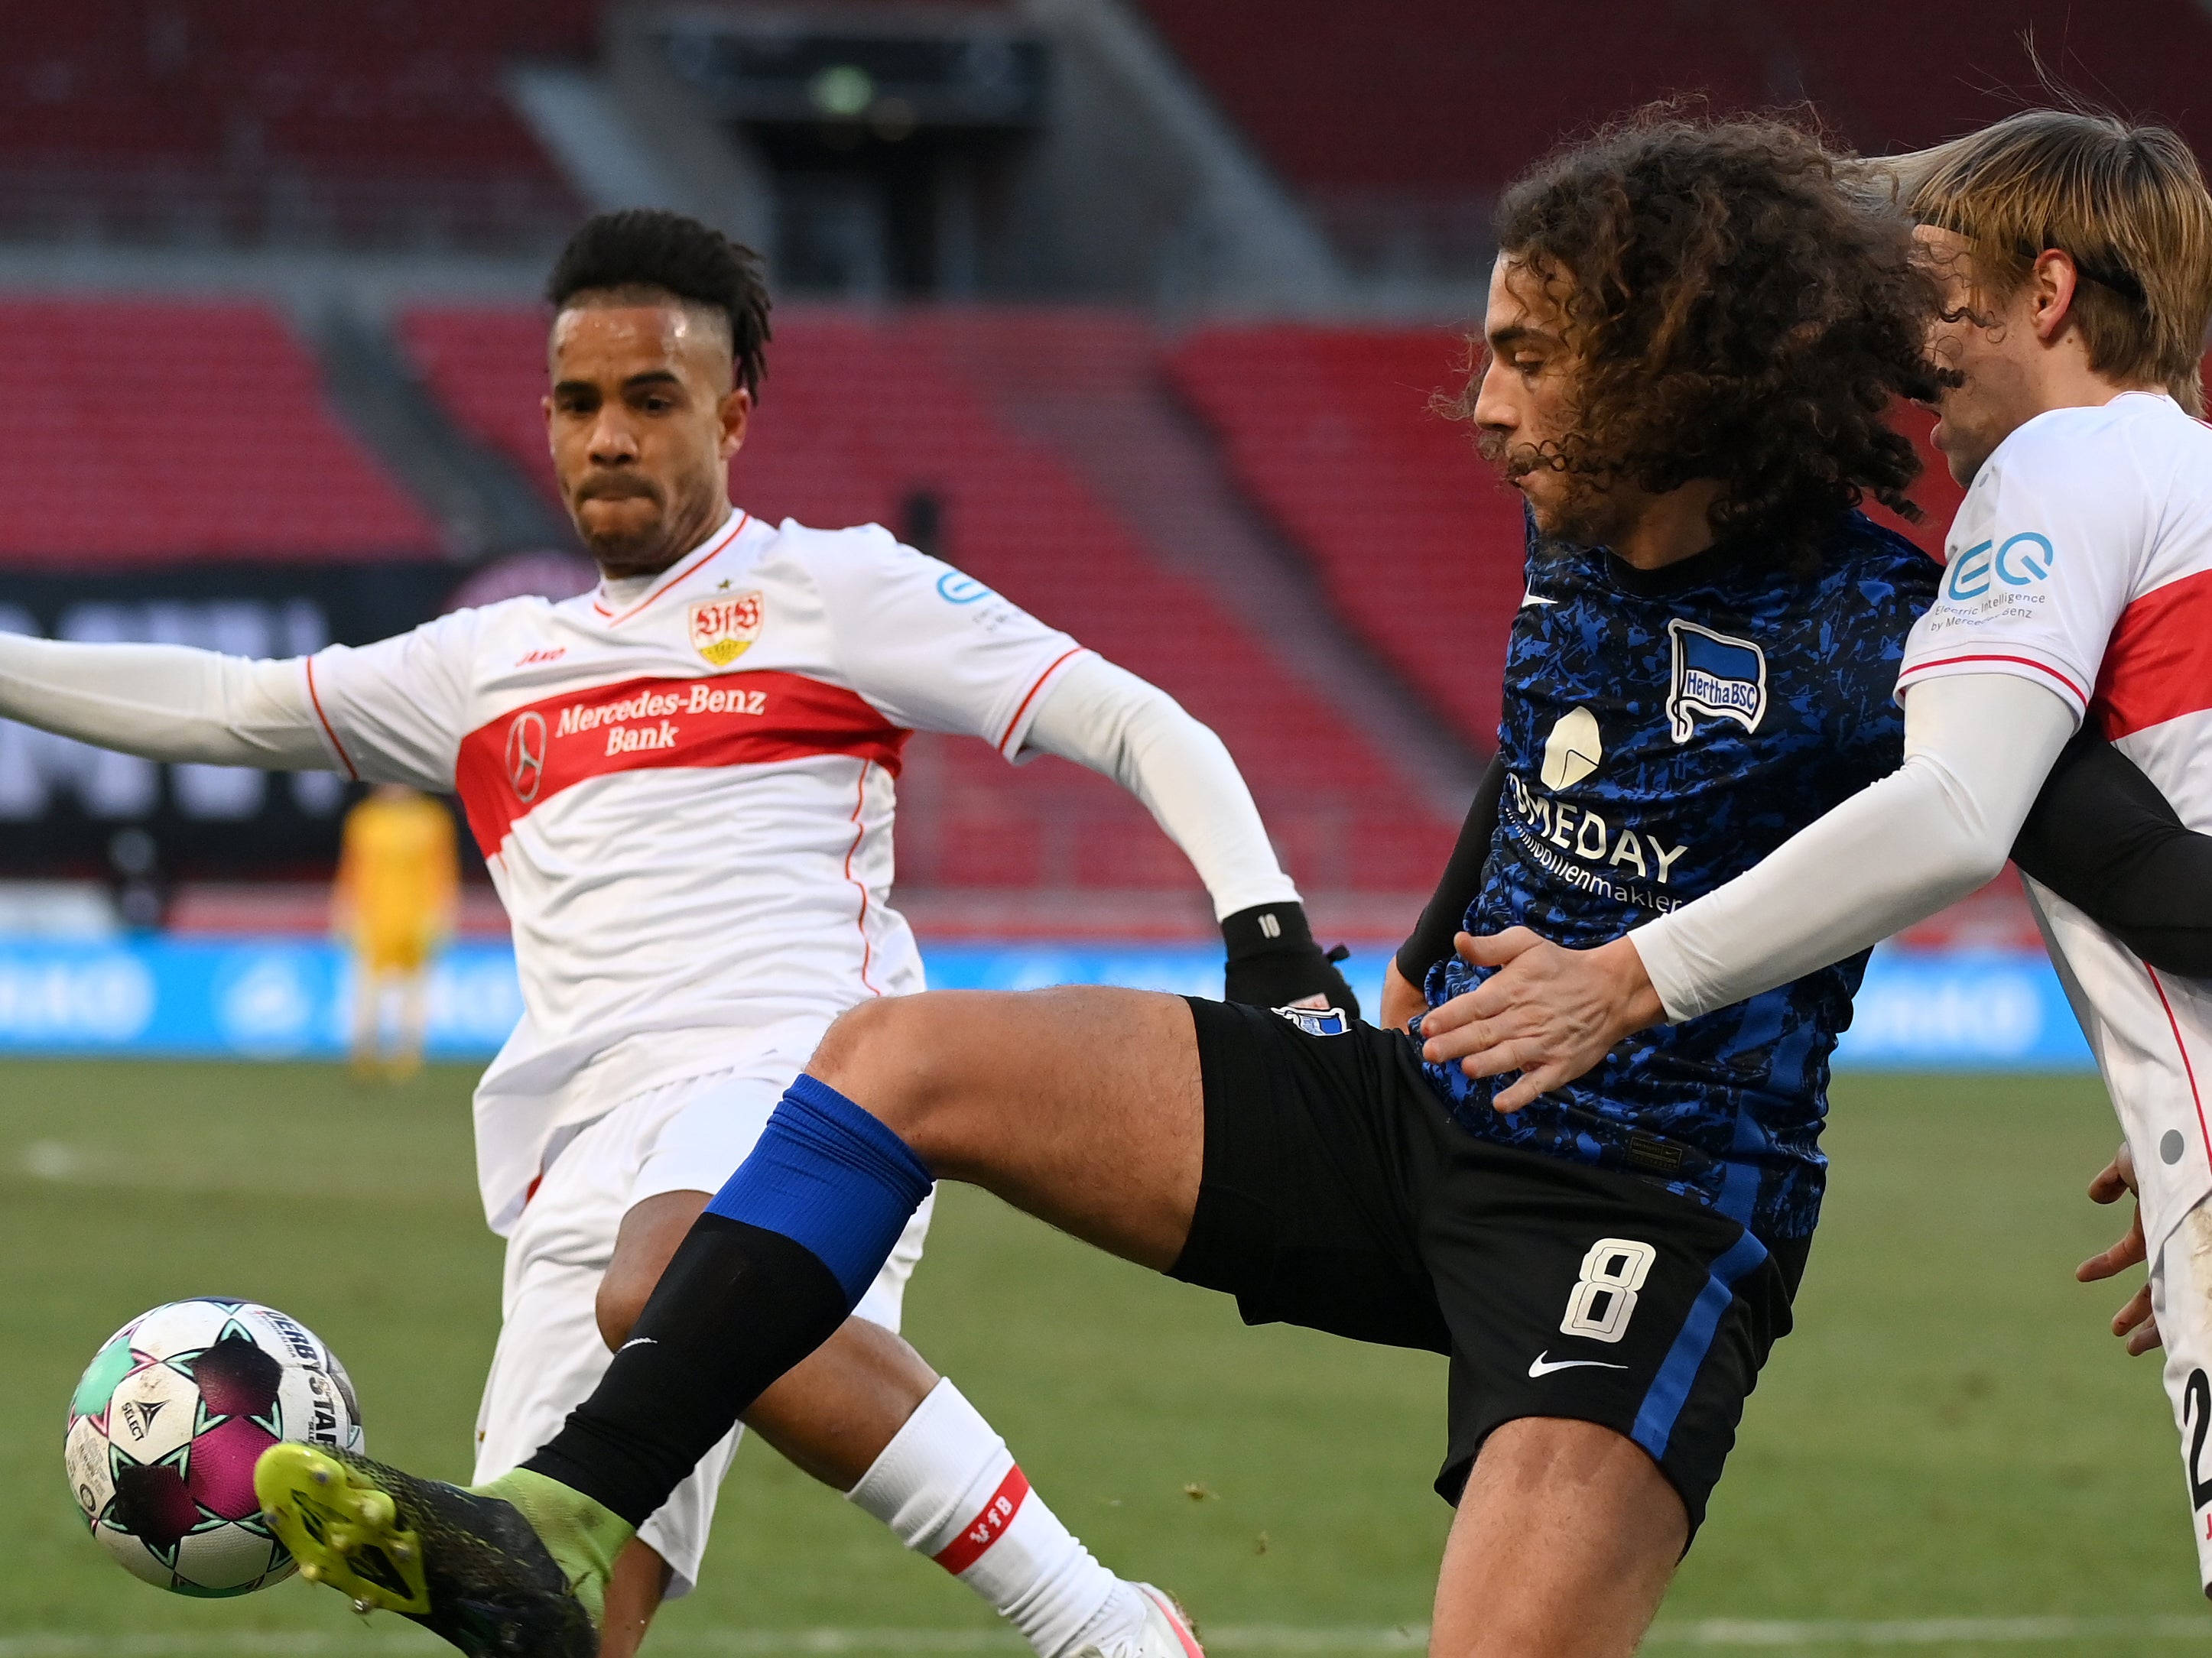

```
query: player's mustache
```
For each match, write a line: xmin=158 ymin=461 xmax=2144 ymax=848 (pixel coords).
xmin=575 ymin=474 xmax=664 ymax=504
xmin=1476 ymin=429 xmax=1541 ymax=481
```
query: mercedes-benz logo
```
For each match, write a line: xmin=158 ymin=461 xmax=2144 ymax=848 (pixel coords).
xmin=506 ymin=710 xmax=547 ymax=802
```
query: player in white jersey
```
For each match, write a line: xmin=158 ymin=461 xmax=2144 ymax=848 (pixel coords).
xmin=1414 ymin=111 xmax=2212 ymax=1589
xmin=0 ymin=210 xmax=1351 ymax=1656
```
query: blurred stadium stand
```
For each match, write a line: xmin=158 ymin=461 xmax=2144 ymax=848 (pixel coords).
xmin=1169 ymin=326 xmax=1524 ymax=751
xmin=1132 ymin=0 xmax=2212 ymax=286
xmin=2 ymin=0 xmax=2202 ymax=956
xmin=0 ymin=4 xmax=594 ymax=251
xmin=0 ymin=300 xmax=440 ymax=564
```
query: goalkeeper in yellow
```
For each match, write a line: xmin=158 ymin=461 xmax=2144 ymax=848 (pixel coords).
xmin=333 ymin=784 xmax=460 ymax=1079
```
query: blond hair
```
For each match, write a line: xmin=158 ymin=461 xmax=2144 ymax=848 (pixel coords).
xmin=1882 ymin=110 xmax=2212 ymax=414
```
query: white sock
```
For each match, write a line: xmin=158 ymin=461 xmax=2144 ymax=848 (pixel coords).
xmin=847 ymin=1377 xmax=1136 ymax=1658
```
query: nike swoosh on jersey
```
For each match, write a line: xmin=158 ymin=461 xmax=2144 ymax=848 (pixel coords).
xmin=1527 ymin=1351 xmax=1630 ymax=1378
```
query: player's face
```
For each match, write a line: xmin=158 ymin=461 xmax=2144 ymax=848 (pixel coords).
xmin=1470 ymin=255 xmax=1613 ymax=544
xmin=1915 ymin=226 xmax=2043 ymax=487
xmin=544 ymin=303 xmax=751 ymax=577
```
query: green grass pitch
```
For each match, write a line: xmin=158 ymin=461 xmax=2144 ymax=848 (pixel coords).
xmin=2 ymin=1059 xmax=2206 ymax=1655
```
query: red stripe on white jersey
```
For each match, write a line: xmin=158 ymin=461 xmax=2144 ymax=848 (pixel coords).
xmin=453 ymin=669 xmax=908 ymax=855
xmin=2092 ymin=568 xmax=2212 ymax=740
xmin=931 ymin=1466 xmax=1031 ymax=1577
xmin=1895 ymin=652 xmax=2087 ymax=706
xmin=304 ymin=657 xmax=359 ymax=781
xmin=996 ymin=647 xmax=1086 ymax=756
xmin=2148 ymin=965 xmax=2212 ymax=1170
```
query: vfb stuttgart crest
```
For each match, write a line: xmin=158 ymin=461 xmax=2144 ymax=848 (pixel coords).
xmin=689 ymin=592 xmax=763 ymax=667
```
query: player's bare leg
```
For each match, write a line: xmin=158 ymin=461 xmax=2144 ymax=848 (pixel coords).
xmin=1431 ymin=1419 xmax=1683 ymax=1658
xmin=600 ymin=1543 xmax=672 ymax=1658
xmin=804 ymin=988 xmax=1205 ymax=1266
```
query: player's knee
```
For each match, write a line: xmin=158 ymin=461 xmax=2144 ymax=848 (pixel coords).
xmin=595 ymin=1273 xmax=651 ymax=1352
xmin=806 ymin=993 xmax=968 ymax=1143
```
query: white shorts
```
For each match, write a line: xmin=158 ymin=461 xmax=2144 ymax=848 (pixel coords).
xmin=2154 ymin=1195 xmax=2212 ymax=1591
xmin=471 ymin=1031 xmax=935 ymax=1598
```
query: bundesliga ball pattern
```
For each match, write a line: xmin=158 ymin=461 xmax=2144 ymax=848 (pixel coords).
xmin=63 ymin=1299 xmax=365 ymax=1596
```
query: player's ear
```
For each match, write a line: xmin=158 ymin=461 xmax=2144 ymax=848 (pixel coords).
xmin=719 ymin=384 xmax=752 ymax=459
xmin=2028 ymin=249 xmax=2083 ymax=342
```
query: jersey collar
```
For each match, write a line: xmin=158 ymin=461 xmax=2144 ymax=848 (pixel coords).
xmin=590 ymin=509 xmax=753 ymax=625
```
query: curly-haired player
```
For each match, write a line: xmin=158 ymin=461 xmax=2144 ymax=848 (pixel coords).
xmin=254 ymin=114 xmax=1978 ymax=1655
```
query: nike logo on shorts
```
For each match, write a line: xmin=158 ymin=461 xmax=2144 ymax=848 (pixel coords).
xmin=619 ymin=1337 xmax=659 ymax=1353
xmin=1527 ymin=1351 xmax=1630 ymax=1378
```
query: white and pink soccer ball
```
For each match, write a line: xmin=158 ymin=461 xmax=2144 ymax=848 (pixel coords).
xmin=63 ymin=1298 xmax=365 ymax=1596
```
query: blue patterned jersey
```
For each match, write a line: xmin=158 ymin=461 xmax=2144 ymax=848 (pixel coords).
xmin=1421 ymin=512 xmax=1938 ymax=1241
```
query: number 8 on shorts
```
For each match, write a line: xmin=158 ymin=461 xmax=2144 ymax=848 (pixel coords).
xmin=1561 ymin=1238 xmax=1657 ymax=1343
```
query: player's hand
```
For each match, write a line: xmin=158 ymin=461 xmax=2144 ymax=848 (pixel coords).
xmin=1418 ymin=929 xmax=1662 ymax=1112
xmin=1379 ymin=959 xmax=1427 ymax=1032
xmin=1221 ymin=901 xmax=1359 ymax=1018
xmin=2078 ymin=1144 xmax=2161 ymax=1355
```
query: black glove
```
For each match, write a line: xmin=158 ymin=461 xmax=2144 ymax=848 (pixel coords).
xmin=1221 ymin=901 xmax=1359 ymax=1018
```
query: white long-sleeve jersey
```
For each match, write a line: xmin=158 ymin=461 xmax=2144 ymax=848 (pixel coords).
xmin=1635 ymin=392 xmax=2212 ymax=1257
xmin=0 ymin=509 xmax=1299 ymax=1231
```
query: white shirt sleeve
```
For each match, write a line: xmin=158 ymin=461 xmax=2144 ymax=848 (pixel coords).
xmin=1894 ymin=403 xmax=2154 ymax=719
xmin=1022 ymin=654 xmax=1300 ymax=919
xmin=1630 ymin=673 xmax=2076 ymax=1021
xmin=304 ymin=608 xmax=485 ymax=791
xmin=0 ymin=631 xmax=333 ymax=769
xmin=810 ymin=528 xmax=1086 ymax=754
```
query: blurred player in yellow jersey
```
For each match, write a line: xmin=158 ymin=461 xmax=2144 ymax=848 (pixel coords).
xmin=333 ymin=783 xmax=459 ymax=1079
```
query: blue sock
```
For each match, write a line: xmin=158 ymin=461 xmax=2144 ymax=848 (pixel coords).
xmin=705 ymin=1074 xmax=936 ymax=1307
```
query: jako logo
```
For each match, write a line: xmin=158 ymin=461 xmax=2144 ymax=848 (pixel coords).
xmin=1666 ymin=620 xmax=1766 ymax=743
xmin=1945 ymin=533 xmax=2055 ymax=601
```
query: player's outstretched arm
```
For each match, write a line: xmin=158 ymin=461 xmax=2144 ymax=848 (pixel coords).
xmin=0 ymin=631 xmax=330 ymax=769
xmin=1023 ymin=654 xmax=1356 ymax=1013
xmin=2015 ymin=731 xmax=2212 ymax=978
xmin=1421 ymin=673 xmax=2076 ymax=1109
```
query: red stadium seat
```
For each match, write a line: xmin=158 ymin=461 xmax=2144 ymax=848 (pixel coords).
xmin=0 ymin=5 xmax=595 ymax=242
xmin=1131 ymin=1 xmax=2212 ymax=202
xmin=1168 ymin=326 xmax=1524 ymax=750
xmin=0 ymin=300 xmax=439 ymax=564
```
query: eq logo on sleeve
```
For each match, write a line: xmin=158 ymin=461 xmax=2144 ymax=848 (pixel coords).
xmin=1944 ymin=533 xmax=2056 ymax=602
xmin=1665 ymin=620 xmax=1767 ymax=743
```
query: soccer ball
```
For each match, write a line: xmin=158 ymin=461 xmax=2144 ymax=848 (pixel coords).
xmin=63 ymin=1298 xmax=365 ymax=1596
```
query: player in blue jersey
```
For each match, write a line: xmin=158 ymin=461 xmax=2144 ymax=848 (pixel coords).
xmin=255 ymin=114 xmax=1996 ymax=1656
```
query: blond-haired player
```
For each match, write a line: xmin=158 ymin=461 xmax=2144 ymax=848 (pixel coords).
xmin=1421 ymin=109 xmax=2212 ymax=1591
xmin=334 ymin=782 xmax=460 ymax=1079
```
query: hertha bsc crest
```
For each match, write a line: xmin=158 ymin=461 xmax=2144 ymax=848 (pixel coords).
xmin=689 ymin=592 xmax=763 ymax=667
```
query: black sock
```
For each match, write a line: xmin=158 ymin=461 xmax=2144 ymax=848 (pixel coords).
xmin=521 ymin=1214 xmax=847 ymax=1526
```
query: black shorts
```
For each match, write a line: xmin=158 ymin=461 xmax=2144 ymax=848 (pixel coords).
xmin=1168 ymin=998 xmax=1806 ymax=1538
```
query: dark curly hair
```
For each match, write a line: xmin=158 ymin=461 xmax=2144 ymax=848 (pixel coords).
xmin=1457 ymin=108 xmax=1951 ymax=565
xmin=547 ymin=209 xmax=773 ymax=397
